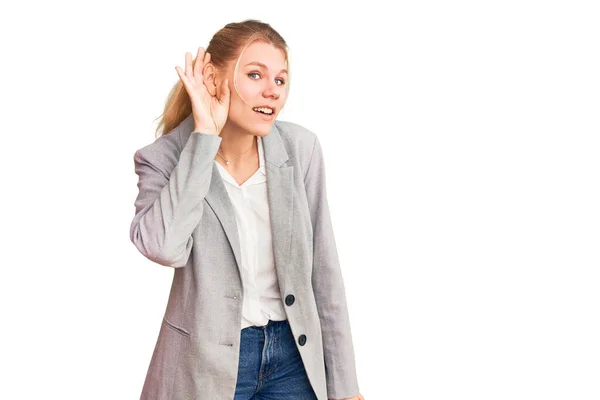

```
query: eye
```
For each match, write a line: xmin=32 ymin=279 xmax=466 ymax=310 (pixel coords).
xmin=247 ymin=72 xmax=286 ymax=86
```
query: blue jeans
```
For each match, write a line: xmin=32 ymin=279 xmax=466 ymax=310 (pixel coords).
xmin=234 ymin=319 xmax=318 ymax=400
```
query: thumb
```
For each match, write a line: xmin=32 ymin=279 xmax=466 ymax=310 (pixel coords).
xmin=219 ymin=78 xmax=230 ymax=104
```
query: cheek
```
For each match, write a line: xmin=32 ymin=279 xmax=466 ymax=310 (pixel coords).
xmin=226 ymin=97 xmax=253 ymax=125
xmin=234 ymin=83 xmax=255 ymax=106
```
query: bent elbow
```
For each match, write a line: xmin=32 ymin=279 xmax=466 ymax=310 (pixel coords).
xmin=150 ymin=252 xmax=190 ymax=268
xmin=130 ymin=225 xmax=192 ymax=268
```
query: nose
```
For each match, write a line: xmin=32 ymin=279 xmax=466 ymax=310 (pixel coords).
xmin=262 ymin=80 xmax=281 ymax=100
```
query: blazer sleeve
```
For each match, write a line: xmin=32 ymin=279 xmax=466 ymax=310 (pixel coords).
xmin=130 ymin=131 xmax=222 ymax=268
xmin=304 ymin=134 xmax=360 ymax=399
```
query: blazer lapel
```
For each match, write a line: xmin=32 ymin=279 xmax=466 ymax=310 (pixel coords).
xmin=204 ymin=123 xmax=294 ymax=285
xmin=263 ymin=124 xmax=295 ymax=285
xmin=204 ymin=166 xmax=243 ymax=271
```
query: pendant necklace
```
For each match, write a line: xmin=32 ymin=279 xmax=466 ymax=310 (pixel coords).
xmin=217 ymin=140 xmax=255 ymax=165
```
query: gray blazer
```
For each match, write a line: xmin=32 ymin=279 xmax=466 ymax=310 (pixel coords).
xmin=130 ymin=113 xmax=359 ymax=400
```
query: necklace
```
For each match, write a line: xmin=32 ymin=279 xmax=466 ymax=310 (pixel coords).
xmin=216 ymin=139 xmax=255 ymax=165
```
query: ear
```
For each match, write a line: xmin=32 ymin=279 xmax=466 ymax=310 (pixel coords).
xmin=202 ymin=63 xmax=218 ymax=97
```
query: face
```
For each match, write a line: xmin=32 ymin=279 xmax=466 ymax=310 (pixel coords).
xmin=220 ymin=40 xmax=289 ymax=136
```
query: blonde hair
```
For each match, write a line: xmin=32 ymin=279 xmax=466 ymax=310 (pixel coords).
xmin=154 ymin=19 xmax=290 ymax=138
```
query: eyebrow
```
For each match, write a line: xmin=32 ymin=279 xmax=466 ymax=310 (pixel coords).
xmin=245 ymin=61 xmax=288 ymax=75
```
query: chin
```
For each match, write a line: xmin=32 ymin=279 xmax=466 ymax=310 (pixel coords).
xmin=253 ymin=124 xmax=273 ymax=136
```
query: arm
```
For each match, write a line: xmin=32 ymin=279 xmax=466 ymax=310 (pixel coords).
xmin=130 ymin=131 xmax=221 ymax=268
xmin=304 ymin=135 xmax=360 ymax=399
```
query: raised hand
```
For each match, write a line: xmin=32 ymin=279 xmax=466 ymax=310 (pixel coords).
xmin=175 ymin=47 xmax=230 ymax=135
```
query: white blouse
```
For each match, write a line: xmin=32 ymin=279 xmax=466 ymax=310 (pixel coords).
xmin=214 ymin=135 xmax=287 ymax=329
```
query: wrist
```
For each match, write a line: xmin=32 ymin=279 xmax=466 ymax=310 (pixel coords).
xmin=193 ymin=126 xmax=219 ymax=136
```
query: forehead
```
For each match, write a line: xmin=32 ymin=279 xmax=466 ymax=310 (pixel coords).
xmin=238 ymin=41 xmax=287 ymax=73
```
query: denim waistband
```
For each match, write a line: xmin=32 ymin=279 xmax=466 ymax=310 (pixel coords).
xmin=243 ymin=318 xmax=289 ymax=331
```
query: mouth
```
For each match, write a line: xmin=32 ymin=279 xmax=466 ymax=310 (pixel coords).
xmin=252 ymin=105 xmax=276 ymax=120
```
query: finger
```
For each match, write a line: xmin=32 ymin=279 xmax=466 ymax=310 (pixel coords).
xmin=185 ymin=52 xmax=193 ymax=79
xmin=193 ymin=47 xmax=205 ymax=77
xmin=175 ymin=65 xmax=184 ymax=81
xmin=175 ymin=66 xmax=190 ymax=90
xmin=219 ymin=78 xmax=230 ymax=104
xmin=201 ymin=51 xmax=212 ymax=80
xmin=215 ymin=76 xmax=221 ymax=101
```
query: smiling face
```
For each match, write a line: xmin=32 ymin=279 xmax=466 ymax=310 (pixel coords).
xmin=222 ymin=40 xmax=289 ymax=136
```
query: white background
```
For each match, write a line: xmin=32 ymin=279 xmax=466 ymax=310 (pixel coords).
xmin=1 ymin=0 xmax=599 ymax=399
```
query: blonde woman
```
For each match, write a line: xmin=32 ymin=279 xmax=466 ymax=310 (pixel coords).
xmin=130 ymin=19 xmax=364 ymax=400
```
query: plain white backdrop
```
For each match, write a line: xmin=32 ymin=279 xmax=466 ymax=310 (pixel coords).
xmin=1 ymin=0 xmax=599 ymax=399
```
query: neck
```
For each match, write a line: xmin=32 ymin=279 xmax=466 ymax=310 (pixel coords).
xmin=216 ymin=120 xmax=258 ymax=164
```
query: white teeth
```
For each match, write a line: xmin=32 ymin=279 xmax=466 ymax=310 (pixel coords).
xmin=253 ymin=107 xmax=273 ymax=115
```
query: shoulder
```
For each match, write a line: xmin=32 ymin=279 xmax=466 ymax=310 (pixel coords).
xmin=133 ymin=115 xmax=192 ymax=175
xmin=274 ymin=119 xmax=319 ymax=159
xmin=274 ymin=119 xmax=317 ymax=142
xmin=274 ymin=120 xmax=328 ymax=182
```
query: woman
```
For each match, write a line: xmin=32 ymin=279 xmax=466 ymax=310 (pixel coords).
xmin=130 ymin=19 xmax=364 ymax=400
